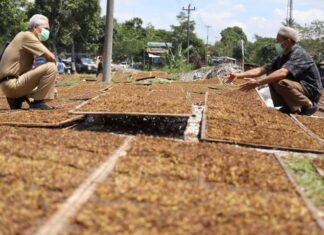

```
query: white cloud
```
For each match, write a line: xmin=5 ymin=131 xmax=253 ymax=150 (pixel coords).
xmin=294 ymin=9 xmax=324 ymax=24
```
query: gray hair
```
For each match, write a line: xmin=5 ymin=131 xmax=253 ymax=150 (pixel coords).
xmin=28 ymin=14 xmax=48 ymax=30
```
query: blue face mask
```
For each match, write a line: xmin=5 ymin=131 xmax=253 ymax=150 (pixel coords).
xmin=275 ymin=39 xmax=288 ymax=56
xmin=39 ymin=28 xmax=50 ymax=41
xmin=275 ymin=43 xmax=284 ymax=56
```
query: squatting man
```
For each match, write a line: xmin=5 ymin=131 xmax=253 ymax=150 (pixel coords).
xmin=226 ymin=26 xmax=322 ymax=116
xmin=0 ymin=14 xmax=57 ymax=110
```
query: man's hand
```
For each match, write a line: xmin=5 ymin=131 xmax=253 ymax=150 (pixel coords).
xmin=42 ymin=51 xmax=56 ymax=63
xmin=239 ymin=78 xmax=259 ymax=92
xmin=224 ymin=73 xmax=239 ymax=84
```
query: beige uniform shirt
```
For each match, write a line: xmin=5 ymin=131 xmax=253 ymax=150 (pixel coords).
xmin=0 ymin=31 xmax=49 ymax=79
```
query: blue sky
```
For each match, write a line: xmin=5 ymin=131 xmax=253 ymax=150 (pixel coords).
xmin=101 ymin=0 xmax=324 ymax=43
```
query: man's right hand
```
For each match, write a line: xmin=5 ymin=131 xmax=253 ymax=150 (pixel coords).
xmin=224 ymin=73 xmax=238 ymax=84
xmin=42 ymin=51 xmax=56 ymax=63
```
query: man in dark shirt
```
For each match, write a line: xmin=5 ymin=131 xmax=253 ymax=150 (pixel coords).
xmin=226 ymin=26 xmax=322 ymax=116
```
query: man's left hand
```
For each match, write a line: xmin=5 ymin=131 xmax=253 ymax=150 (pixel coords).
xmin=239 ymin=79 xmax=259 ymax=92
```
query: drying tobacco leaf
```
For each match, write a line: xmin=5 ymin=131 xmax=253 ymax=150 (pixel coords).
xmin=205 ymin=91 xmax=324 ymax=151
xmin=0 ymin=126 xmax=125 ymax=234
xmin=64 ymin=136 xmax=321 ymax=235
xmin=55 ymin=82 xmax=109 ymax=100
xmin=0 ymin=126 xmax=125 ymax=169
xmin=312 ymin=157 xmax=324 ymax=170
xmin=296 ymin=115 xmax=324 ymax=139
xmin=111 ymin=71 xmax=133 ymax=83
xmin=78 ymin=85 xmax=193 ymax=115
xmin=0 ymin=106 xmax=80 ymax=126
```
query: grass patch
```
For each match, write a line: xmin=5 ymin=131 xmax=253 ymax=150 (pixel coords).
xmin=285 ymin=156 xmax=324 ymax=207
xmin=56 ymin=79 xmax=81 ymax=87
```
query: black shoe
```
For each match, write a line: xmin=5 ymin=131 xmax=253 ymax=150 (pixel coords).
xmin=278 ymin=106 xmax=291 ymax=114
xmin=300 ymin=103 xmax=318 ymax=116
xmin=29 ymin=100 xmax=54 ymax=110
xmin=6 ymin=96 xmax=29 ymax=109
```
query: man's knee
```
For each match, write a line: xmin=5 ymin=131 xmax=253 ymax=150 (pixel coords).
xmin=272 ymin=79 xmax=289 ymax=88
xmin=46 ymin=62 xmax=57 ymax=75
xmin=270 ymin=80 xmax=292 ymax=94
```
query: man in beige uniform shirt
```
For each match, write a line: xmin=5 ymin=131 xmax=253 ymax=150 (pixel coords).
xmin=0 ymin=14 xmax=57 ymax=109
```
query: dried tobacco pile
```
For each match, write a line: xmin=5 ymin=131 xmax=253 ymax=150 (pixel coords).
xmin=296 ymin=115 xmax=324 ymax=139
xmin=151 ymin=78 xmax=227 ymax=94
xmin=312 ymin=157 xmax=324 ymax=172
xmin=0 ymin=126 xmax=125 ymax=234
xmin=0 ymin=81 xmax=108 ymax=125
xmin=66 ymin=137 xmax=320 ymax=235
xmin=78 ymin=85 xmax=193 ymax=115
xmin=55 ymin=82 xmax=109 ymax=100
xmin=0 ymin=103 xmax=80 ymax=125
xmin=205 ymin=90 xmax=324 ymax=151
xmin=111 ymin=71 xmax=133 ymax=83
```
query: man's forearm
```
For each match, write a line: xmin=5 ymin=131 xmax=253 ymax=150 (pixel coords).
xmin=237 ymin=67 xmax=266 ymax=78
xmin=257 ymin=68 xmax=289 ymax=85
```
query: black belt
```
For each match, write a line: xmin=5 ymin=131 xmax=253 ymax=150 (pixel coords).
xmin=0 ymin=76 xmax=16 ymax=83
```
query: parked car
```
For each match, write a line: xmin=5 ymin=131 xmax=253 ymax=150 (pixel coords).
xmin=61 ymin=57 xmax=72 ymax=74
xmin=118 ymin=61 xmax=129 ymax=68
xmin=75 ymin=57 xmax=97 ymax=74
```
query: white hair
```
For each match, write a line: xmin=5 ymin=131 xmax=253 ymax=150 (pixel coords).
xmin=28 ymin=14 xmax=48 ymax=30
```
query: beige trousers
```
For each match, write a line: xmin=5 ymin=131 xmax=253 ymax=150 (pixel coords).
xmin=1 ymin=62 xmax=57 ymax=100
xmin=269 ymin=79 xmax=312 ymax=112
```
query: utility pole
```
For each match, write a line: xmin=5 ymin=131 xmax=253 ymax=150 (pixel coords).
xmin=183 ymin=4 xmax=195 ymax=64
xmin=103 ymin=0 xmax=114 ymax=82
xmin=241 ymin=40 xmax=245 ymax=72
xmin=205 ymin=25 xmax=211 ymax=65
xmin=287 ymin=0 xmax=293 ymax=26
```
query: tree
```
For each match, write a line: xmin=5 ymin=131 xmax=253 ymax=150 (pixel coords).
xmin=112 ymin=17 xmax=147 ymax=63
xmin=0 ymin=0 xmax=30 ymax=47
xmin=282 ymin=18 xmax=299 ymax=28
xmin=28 ymin=0 xmax=102 ymax=55
xmin=297 ymin=20 xmax=324 ymax=63
xmin=246 ymin=35 xmax=276 ymax=65
xmin=212 ymin=26 xmax=247 ymax=59
xmin=170 ymin=11 xmax=204 ymax=63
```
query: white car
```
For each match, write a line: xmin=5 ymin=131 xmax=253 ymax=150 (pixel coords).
xmin=119 ymin=61 xmax=129 ymax=68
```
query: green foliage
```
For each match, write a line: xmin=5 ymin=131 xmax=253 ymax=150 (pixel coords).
xmin=170 ymin=10 xmax=205 ymax=61
xmin=0 ymin=0 xmax=29 ymax=47
xmin=286 ymin=156 xmax=324 ymax=207
xmin=212 ymin=26 xmax=247 ymax=60
xmin=164 ymin=44 xmax=186 ymax=69
xmin=246 ymin=36 xmax=276 ymax=66
xmin=297 ymin=20 xmax=324 ymax=63
xmin=112 ymin=17 xmax=147 ymax=62
xmin=282 ymin=18 xmax=299 ymax=28
xmin=28 ymin=0 xmax=102 ymax=54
